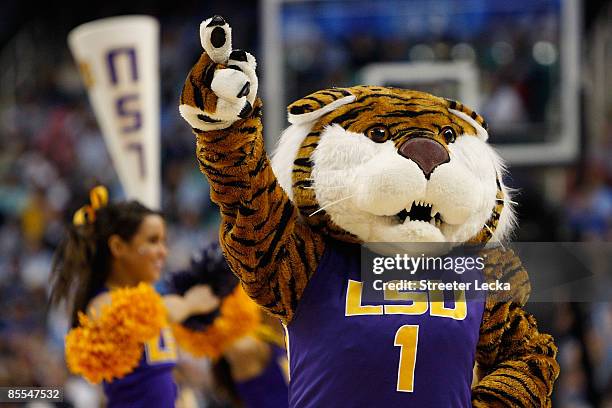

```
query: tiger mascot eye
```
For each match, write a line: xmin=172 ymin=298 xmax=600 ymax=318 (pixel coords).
xmin=180 ymin=16 xmax=559 ymax=408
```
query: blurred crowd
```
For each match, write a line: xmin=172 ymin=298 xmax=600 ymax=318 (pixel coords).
xmin=0 ymin=0 xmax=610 ymax=407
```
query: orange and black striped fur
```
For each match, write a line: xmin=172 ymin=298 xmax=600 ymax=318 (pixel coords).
xmin=180 ymin=18 xmax=558 ymax=406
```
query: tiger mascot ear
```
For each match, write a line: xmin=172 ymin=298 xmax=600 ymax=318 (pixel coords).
xmin=444 ymin=99 xmax=489 ymax=142
xmin=287 ymin=88 xmax=356 ymax=125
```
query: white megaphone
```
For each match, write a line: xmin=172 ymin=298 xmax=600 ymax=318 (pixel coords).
xmin=68 ymin=15 xmax=161 ymax=209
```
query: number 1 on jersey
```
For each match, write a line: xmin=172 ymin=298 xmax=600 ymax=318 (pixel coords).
xmin=394 ymin=325 xmax=419 ymax=392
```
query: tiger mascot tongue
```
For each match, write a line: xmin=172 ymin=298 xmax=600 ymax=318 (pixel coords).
xmin=180 ymin=15 xmax=559 ymax=408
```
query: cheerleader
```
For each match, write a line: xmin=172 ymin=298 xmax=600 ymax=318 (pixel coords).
xmin=50 ymin=186 xmax=221 ymax=408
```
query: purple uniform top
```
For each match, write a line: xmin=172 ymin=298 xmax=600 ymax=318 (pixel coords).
xmin=286 ymin=242 xmax=485 ymax=408
xmin=94 ymin=288 xmax=178 ymax=408
xmin=235 ymin=344 xmax=289 ymax=408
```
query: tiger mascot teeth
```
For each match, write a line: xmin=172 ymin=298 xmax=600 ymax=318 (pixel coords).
xmin=180 ymin=15 xmax=559 ymax=408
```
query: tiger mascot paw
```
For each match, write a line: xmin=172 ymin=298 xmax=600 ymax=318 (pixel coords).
xmin=179 ymin=15 xmax=258 ymax=131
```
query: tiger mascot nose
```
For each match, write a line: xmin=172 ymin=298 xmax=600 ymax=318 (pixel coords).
xmin=398 ymin=137 xmax=450 ymax=179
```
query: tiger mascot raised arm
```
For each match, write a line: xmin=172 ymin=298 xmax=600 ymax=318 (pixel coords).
xmin=179 ymin=16 xmax=559 ymax=407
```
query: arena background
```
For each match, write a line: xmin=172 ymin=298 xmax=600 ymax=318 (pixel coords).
xmin=0 ymin=0 xmax=610 ymax=406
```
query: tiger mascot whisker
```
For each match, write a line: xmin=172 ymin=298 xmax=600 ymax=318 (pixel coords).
xmin=179 ymin=15 xmax=559 ymax=408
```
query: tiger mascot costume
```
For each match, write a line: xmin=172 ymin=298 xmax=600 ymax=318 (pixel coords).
xmin=179 ymin=16 xmax=559 ymax=407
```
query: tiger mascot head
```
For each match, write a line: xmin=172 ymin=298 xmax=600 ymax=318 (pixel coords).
xmin=271 ymin=86 xmax=515 ymax=247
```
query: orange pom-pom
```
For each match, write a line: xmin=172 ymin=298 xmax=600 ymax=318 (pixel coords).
xmin=100 ymin=283 xmax=167 ymax=343
xmin=64 ymin=283 xmax=167 ymax=383
xmin=65 ymin=316 xmax=143 ymax=384
xmin=172 ymin=285 xmax=261 ymax=359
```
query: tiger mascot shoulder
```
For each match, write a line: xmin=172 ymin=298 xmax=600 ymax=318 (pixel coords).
xmin=179 ymin=15 xmax=559 ymax=408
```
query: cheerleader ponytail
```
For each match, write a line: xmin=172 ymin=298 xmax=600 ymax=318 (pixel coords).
xmin=50 ymin=220 xmax=99 ymax=327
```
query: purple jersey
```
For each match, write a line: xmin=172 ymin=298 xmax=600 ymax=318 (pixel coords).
xmin=235 ymin=344 xmax=289 ymax=408
xmin=93 ymin=288 xmax=178 ymax=408
xmin=103 ymin=327 xmax=178 ymax=407
xmin=286 ymin=242 xmax=485 ymax=407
